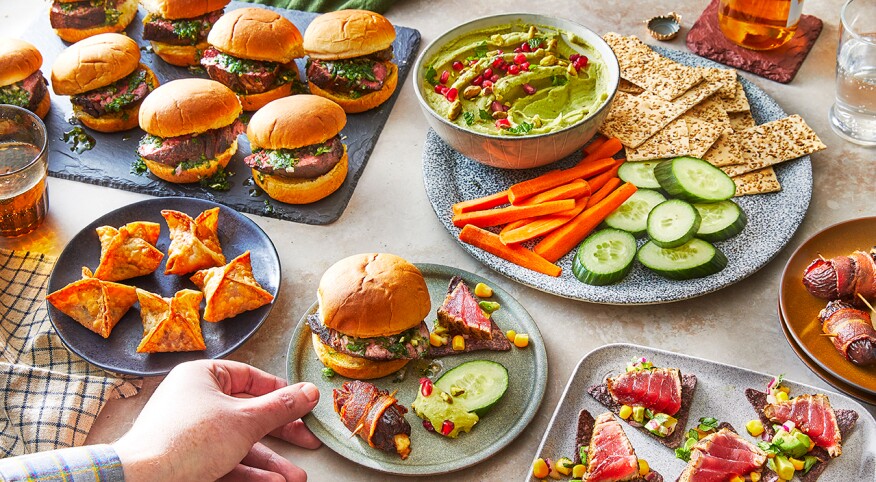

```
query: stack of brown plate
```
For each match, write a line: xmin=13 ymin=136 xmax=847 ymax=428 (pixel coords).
xmin=779 ymin=217 xmax=876 ymax=405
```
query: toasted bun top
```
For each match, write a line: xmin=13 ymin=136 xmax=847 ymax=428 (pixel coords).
xmin=247 ymin=95 xmax=346 ymax=150
xmin=0 ymin=38 xmax=42 ymax=88
xmin=303 ymin=10 xmax=395 ymax=60
xmin=318 ymin=253 xmax=431 ymax=338
xmin=51 ymin=33 xmax=139 ymax=95
xmin=140 ymin=0 xmax=230 ymax=19
xmin=138 ymin=78 xmax=241 ymax=137
xmin=208 ymin=8 xmax=304 ymax=62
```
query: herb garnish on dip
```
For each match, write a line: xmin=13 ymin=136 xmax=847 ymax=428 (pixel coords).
xmin=423 ymin=24 xmax=610 ymax=136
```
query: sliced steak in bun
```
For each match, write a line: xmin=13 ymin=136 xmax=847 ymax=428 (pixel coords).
xmin=202 ymin=7 xmax=305 ymax=111
xmin=49 ymin=0 xmax=138 ymax=43
xmin=140 ymin=0 xmax=231 ymax=67
xmin=51 ymin=33 xmax=158 ymax=132
xmin=303 ymin=9 xmax=397 ymax=113
xmin=0 ymin=38 xmax=51 ymax=119
xmin=309 ymin=253 xmax=432 ymax=380
xmin=245 ymin=94 xmax=348 ymax=204
xmin=137 ymin=78 xmax=244 ymax=183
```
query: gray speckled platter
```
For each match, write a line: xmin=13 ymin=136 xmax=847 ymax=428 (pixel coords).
xmin=286 ymin=263 xmax=547 ymax=476
xmin=530 ymin=343 xmax=876 ymax=481
xmin=423 ymin=46 xmax=812 ymax=304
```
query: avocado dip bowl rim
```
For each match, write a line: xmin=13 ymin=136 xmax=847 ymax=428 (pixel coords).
xmin=412 ymin=13 xmax=620 ymax=169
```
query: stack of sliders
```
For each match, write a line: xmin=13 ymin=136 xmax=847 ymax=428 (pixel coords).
xmin=303 ymin=9 xmax=398 ymax=113
xmin=51 ymin=33 xmax=158 ymax=132
xmin=49 ymin=0 xmax=138 ymax=43
xmin=201 ymin=7 xmax=304 ymax=111
xmin=140 ymin=0 xmax=231 ymax=66
xmin=0 ymin=38 xmax=50 ymax=119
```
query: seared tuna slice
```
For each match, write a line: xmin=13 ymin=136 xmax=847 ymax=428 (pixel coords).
xmin=437 ymin=276 xmax=493 ymax=339
xmin=587 ymin=412 xmax=640 ymax=482
xmin=763 ymin=394 xmax=843 ymax=457
xmin=607 ymin=367 xmax=683 ymax=416
xmin=677 ymin=428 xmax=767 ymax=482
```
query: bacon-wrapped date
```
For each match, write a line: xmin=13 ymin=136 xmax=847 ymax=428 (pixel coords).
xmin=818 ymin=300 xmax=876 ymax=366
xmin=333 ymin=380 xmax=412 ymax=459
xmin=802 ymin=248 xmax=876 ymax=300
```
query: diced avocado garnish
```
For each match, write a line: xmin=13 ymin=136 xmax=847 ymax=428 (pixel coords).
xmin=773 ymin=455 xmax=796 ymax=481
xmin=579 ymin=446 xmax=588 ymax=465
xmin=632 ymin=406 xmax=645 ymax=424
xmin=773 ymin=429 xmax=812 ymax=459
xmin=644 ymin=413 xmax=678 ymax=438
xmin=803 ymin=455 xmax=819 ymax=474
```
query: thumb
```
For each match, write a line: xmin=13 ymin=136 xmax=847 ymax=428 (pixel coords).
xmin=242 ymin=382 xmax=320 ymax=434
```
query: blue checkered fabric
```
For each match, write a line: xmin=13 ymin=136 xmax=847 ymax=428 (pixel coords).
xmin=0 ymin=444 xmax=124 ymax=481
xmin=0 ymin=249 xmax=141 ymax=458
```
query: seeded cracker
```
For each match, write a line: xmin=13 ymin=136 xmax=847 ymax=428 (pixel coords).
xmin=722 ymin=115 xmax=826 ymax=177
xmin=689 ymin=97 xmax=732 ymax=130
xmin=698 ymin=67 xmax=738 ymax=99
xmin=618 ymin=78 xmax=645 ymax=95
xmin=733 ymin=167 xmax=782 ymax=196
xmin=683 ymin=114 xmax=724 ymax=158
xmin=625 ymin=118 xmax=689 ymax=161
xmin=728 ymin=111 xmax=756 ymax=131
xmin=716 ymin=79 xmax=750 ymax=113
xmin=603 ymin=33 xmax=703 ymax=101
xmin=703 ymin=129 xmax=743 ymax=167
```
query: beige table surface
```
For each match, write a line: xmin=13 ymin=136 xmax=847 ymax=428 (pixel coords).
xmin=2 ymin=0 xmax=874 ymax=480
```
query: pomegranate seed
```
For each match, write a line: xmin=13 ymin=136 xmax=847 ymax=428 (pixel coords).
xmin=492 ymin=57 xmax=504 ymax=68
xmin=509 ymin=65 xmax=520 ymax=75
xmin=434 ymin=84 xmax=444 ymax=94
xmin=521 ymin=42 xmax=531 ymax=52
xmin=472 ymin=75 xmax=484 ymax=86
xmin=495 ymin=118 xmax=511 ymax=129
xmin=484 ymin=68 xmax=493 ymax=79
xmin=539 ymin=42 xmax=546 ymax=49
xmin=469 ymin=59 xmax=478 ymax=66
xmin=513 ymin=47 xmax=522 ymax=53
xmin=445 ymin=87 xmax=458 ymax=102
xmin=514 ymin=53 xmax=527 ymax=65
xmin=439 ymin=70 xmax=450 ymax=84
xmin=500 ymin=63 xmax=509 ymax=72
xmin=577 ymin=56 xmax=589 ymax=69
xmin=452 ymin=60 xmax=464 ymax=71
xmin=490 ymin=74 xmax=499 ymax=83
xmin=491 ymin=100 xmax=505 ymax=112
xmin=522 ymin=83 xmax=536 ymax=95
xmin=496 ymin=49 xmax=504 ymax=55
xmin=482 ymin=80 xmax=493 ymax=89
xmin=441 ymin=420 xmax=455 ymax=436
xmin=569 ymin=53 xmax=580 ymax=62
xmin=521 ymin=62 xmax=530 ymax=71
xmin=419 ymin=377 xmax=433 ymax=396
xmin=439 ymin=85 xmax=449 ymax=95
xmin=422 ymin=420 xmax=435 ymax=432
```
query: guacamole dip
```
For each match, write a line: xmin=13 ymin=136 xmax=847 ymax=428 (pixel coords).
xmin=423 ymin=24 xmax=610 ymax=136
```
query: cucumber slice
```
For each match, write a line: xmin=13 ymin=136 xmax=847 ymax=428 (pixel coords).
xmin=637 ymin=239 xmax=728 ymax=280
xmin=647 ymin=199 xmax=701 ymax=248
xmin=572 ymin=228 xmax=637 ymax=285
xmin=694 ymin=201 xmax=748 ymax=242
xmin=654 ymin=156 xmax=736 ymax=203
xmin=435 ymin=360 xmax=508 ymax=416
xmin=604 ymin=189 xmax=666 ymax=237
xmin=618 ymin=161 xmax=661 ymax=189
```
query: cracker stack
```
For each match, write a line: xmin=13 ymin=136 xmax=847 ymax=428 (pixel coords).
xmin=599 ymin=34 xmax=826 ymax=197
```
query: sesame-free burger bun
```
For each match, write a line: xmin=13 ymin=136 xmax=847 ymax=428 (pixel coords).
xmin=0 ymin=38 xmax=42 ymax=87
xmin=140 ymin=0 xmax=230 ymax=20
xmin=51 ymin=33 xmax=139 ymax=95
xmin=308 ymin=63 xmax=397 ymax=114
xmin=247 ymin=94 xmax=346 ymax=150
xmin=144 ymin=139 xmax=236 ymax=183
xmin=52 ymin=0 xmax=138 ymax=43
xmin=208 ymin=8 xmax=304 ymax=63
xmin=139 ymin=78 xmax=241 ymax=137
xmin=311 ymin=333 xmax=409 ymax=380
xmin=317 ymin=253 xmax=431 ymax=338
xmin=150 ymin=40 xmax=209 ymax=67
xmin=253 ymin=146 xmax=348 ymax=204
xmin=303 ymin=10 xmax=395 ymax=60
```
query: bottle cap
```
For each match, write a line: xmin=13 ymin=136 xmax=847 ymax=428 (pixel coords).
xmin=645 ymin=12 xmax=681 ymax=41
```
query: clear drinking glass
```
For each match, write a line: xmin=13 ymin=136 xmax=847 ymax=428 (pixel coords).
xmin=0 ymin=105 xmax=49 ymax=237
xmin=829 ymin=0 xmax=876 ymax=146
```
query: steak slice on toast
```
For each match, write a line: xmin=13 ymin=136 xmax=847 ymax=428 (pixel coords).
xmin=428 ymin=276 xmax=511 ymax=357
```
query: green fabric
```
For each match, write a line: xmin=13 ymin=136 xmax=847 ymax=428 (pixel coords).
xmin=240 ymin=0 xmax=398 ymax=14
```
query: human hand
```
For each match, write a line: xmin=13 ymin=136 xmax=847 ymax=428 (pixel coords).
xmin=112 ymin=359 xmax=321 ymax=482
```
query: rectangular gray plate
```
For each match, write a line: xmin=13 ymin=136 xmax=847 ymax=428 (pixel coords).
xmin=23 ymin=2 xmax=420 ymax=225
xmin=530 ymin=343 xmax=876 ymax=481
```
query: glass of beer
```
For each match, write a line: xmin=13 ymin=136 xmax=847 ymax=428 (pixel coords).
xmin=0 ymin=105 xmax=49 ymax=237
xmin=829 ymin=0 xmax=876 ymax=146
xmin=718 ymin=0 xmax=804 ymax=50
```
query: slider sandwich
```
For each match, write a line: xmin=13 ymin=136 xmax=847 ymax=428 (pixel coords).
xmin=49 ymin=0 xmax=138 ymax=43
xmin=140 ymin=0 xmax=231 ymax=66
xmin=0 ymin=38 xmax=51 ymax=119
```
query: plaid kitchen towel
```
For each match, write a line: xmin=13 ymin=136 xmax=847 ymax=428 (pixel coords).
xmin=241 ymin=0 xmax=399 ymax=14
xmin=0 ymin=249 xmax=141 ymax=458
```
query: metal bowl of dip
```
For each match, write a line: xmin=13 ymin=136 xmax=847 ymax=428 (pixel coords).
xmin=413 ymin=14 xmax=620 ymax=169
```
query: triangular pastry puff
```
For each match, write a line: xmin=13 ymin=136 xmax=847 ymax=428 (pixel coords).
xmin=135 ymin=288 xmax=207 ymax=353
xmin=190 ymin=251 xmax=274 ymax=322
xmin=92 ymin=221 xmax=164 ymax=281
xmin=46 ymin=267 xmax=138 ymax=338
xmin=162 ymin=208 xmax=225 ymax=275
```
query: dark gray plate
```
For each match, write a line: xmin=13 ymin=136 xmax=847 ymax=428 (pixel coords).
xmin=422 ymin=46 xmax=812 ymax=304
xmin=46 ymin=197 xmax=280 ymax=376
xmin=24 ymin=2 xmax=420 ymax=225
xmin=287 ymin=263 xmax=547 ymax=475
xmin=531 ymin=344 xmax=876 ymax=481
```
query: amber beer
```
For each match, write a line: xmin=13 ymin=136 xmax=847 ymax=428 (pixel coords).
xmin=718 ymin=0 xmax=804 ymax=50
xmin=0 ymin=142 xmax=48 ymax=237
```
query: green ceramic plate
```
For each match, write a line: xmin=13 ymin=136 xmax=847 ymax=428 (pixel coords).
xmin=286 ymin=263 xmax=547 ymax=475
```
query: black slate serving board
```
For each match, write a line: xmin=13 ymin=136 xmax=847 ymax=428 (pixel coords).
xmin=23 ymin=3 xmax=420 ymax=225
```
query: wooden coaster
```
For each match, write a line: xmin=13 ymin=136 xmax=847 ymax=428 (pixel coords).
xmin=685 ymin=0 xmax=823 ymax=83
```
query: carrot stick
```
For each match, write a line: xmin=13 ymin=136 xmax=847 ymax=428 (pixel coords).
xmin=586 ymin=159 xmax=623 ymax=192
xmin=583 ymin=136 xmax=607 ymax=155
xmin=534 ymin=182 xmax=638 ymax=262
xmin=500 ymin=218 xmax=529 ymax=235
xmin=452 ymin=190 xmax=509 ymax=215
xmin=508 ymin=157 xmax=614 ymax=203
xmin=452 ymin=199 xmax=575 ymax=228
xmin=513 ymin=179 xmax=590 ymax=206
xmin=586 ymin=177 xmax=622 ymax=208
xmin=459 ymin=225 xmax=562 ymax=277
xmin=500 ymin=197 xmax=590 ymax=245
